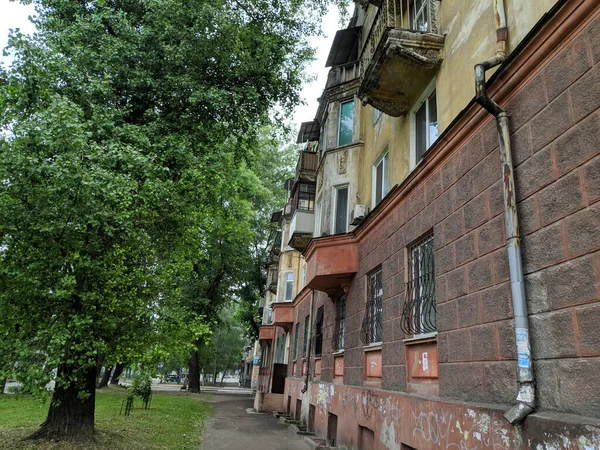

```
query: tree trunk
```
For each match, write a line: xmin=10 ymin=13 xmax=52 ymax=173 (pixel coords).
xmin=97 ymin=366 xmax=112 ymax=389
xmin=32 ymin=362 xmax=96 ymax=440
xmin=212 ymin=361 xmax=217 ymax=387
xmin=0 ymin=375 xmax=6 ymax=394
xmin=110 ymin=362 xmax=123 ymax=385
xmin=220 ymin=372 xmax=225 ymax=387
xmin=188 ymin=348 xmax=200 ymax=393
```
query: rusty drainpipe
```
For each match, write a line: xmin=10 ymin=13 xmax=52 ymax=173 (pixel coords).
xmin=301 ymin=289 xmax=315 ymax=394
xmin=474 ymin=0 xmax=535 ymax=425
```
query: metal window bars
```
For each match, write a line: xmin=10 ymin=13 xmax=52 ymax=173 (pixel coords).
xmin=332 ymin=295 xmax=346 ymax=351
xmin=361 ymin=269 xmax=383 ymax=344
xmin=401 ymin=234 xmax=435 ymax=335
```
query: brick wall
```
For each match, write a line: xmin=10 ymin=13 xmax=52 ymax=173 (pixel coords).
xmin=338 ymin=8 xmax=600 ymax=418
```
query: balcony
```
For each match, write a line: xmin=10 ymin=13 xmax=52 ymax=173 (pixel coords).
xmin=295 ymin=151 xmax=319 ymax=183
xmin=259 ymin=325 xmax=275 ymax=341
xmin=358 ymin=0 xmax=445 ymax=117
xmin=272 ymin=302 xmax=295 ymax=330
xmin=288 ymin=209 xmax=315 ymax=252
xmin=304 ymin=234 xmax=358 ymax=296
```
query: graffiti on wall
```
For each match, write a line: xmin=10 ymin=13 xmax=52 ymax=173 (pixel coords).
xmin=410 ymin=408 xmax=512 ymax=450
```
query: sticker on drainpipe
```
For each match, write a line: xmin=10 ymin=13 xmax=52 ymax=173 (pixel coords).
xmin=422 ymin=352 xmax=428 ymax=371
xmin=516 ymin=328 xmax=531 ymax=369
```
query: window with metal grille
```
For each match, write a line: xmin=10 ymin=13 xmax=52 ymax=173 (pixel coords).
xmin=293 ymin=322 xmax=299 ymax=360
xmin=401 ymin=234 xmax=435 ymax=335
xmin=361 ymin=268 xmax=383 ymax=344
xmin=314 ymin=306 xmax=324 ymax=356
xmin=333 ymin=294 xmax=346 ymax=351
xmin=303 ymin=315 xmax=310 ymax=356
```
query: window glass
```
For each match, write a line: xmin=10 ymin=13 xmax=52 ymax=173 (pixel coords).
xmin=374 ymin=153 xmax=389 ymax=206
xmin=285 ymin=273 xmax=294 ymax=301
xmin=320 ymin=121 xmax=327 ymax=158
xmin=315 ymin=307 xmax=324 ymax=356
xmin=374 ymin=108 xmax=382 ymax=124
xmin=303 ymin=315 xmax=310 ymax=356
xmin=333 ymin=295 xmax=346 ymax=351
xmin=416 ymin=102 xmax=427 ymax=161
xmin=338 ymin=100 xmax=354 ymax=146
xmin=334 ymin=187 xmax=348 ymax=234
xmin=428 ymin=91 xmax=438 ymax=148
xmin=293 ymin=323 xmax=299 ymax=360
xmin=415 ymin=89 xmax=437 ymax=163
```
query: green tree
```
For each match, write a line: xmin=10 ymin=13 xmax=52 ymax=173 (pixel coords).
xmin=0 ymin=0 xmax=344 ymax=440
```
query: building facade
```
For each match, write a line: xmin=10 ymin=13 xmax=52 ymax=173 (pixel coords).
xmin=257 ymin=0 xmax=600 ymax=448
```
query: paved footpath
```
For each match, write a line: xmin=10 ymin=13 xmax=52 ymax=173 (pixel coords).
xmin=201 ymin=395 xmax=310 ymax=450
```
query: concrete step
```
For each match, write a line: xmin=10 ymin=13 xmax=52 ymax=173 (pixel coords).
xmin=302 ymin=436 xmax=337 ymax=450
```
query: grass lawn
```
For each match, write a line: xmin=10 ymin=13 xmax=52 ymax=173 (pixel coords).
xmin=0 ymin=387 xmax=213 ymax=449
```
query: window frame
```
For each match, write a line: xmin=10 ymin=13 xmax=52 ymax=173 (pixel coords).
xmin=372 ymin=151 xmax=389 ymax=208
xmin=410 ymin=79 xmax=438 ymax=169
xmin=320 ymin=118 xmax=328 ymax=159
xmin=332 ymin=184 xmax=349 ymax=235
xmin=337 ymin=99 xmax=355 ymax=147
xmin=314 ymin=196 xmax=322 ymax=237
xmin=285 ymin=272 xmax=294 ymax=301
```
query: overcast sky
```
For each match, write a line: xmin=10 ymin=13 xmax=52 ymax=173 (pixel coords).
xmin=0 ymin=0 xmax=338 ymax=129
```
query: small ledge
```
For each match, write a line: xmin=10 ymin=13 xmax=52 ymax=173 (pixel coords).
xmin=363 ymin=342 xmax=382 ymax=352
xmin=314 ymin=356 xmax=322 ymax=360
xmin=403 ymin=332 xmax=438 ymax=344
xmin=332 ymin=350 xmax=345 ymax=356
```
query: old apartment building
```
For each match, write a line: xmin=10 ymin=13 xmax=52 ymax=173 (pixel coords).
xmin=255 ymin=0 xmax=600 ymax=448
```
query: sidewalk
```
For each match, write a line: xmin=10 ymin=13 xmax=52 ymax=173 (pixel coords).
xmin=201 ymin=395 xmax=310 ymax=450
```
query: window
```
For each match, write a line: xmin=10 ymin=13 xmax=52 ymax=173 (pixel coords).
xmin=314 ymin=197 xmax=322 ymax=237
xmin=414 ymin=89 xmax=438 ymax=163
xmin=303 ymin=315 xmax=310 ymax=356
xmin=320 ymin=120 xmax=328 ymax=158
xmin=314 ymin=306 xmax=324 ymax=356
xmin=361 ymin=268 xmax=383 ymax=345
xmin=338 ymin=100 xmax=354 ymax=146
xmin=374 ymin=107 xmax=382 ymax=124
xmin=293 ymin=322 xmax=299 ymax=360
xmin=275 ymin=335 xmax=281 ymax=363
xmin=285 ymin=273 xmax=294 ymax=301
xmin=401 ymin=234 xmax=435 ymax=335
xmin=279 ymin=335 xmax=285 ymax=363
xmin=333 ymin=294 xmax=346 ymax=351
xmin=301 ymin=264 xmax=307 ymax=289
xmin=333 ymin=186 xmax=349 ymax=234
xmin=411 ymin=0 xmax=431 ymax=32
xmin=373 ymin=152 xmax=389 ymax=207
xmin=296 ymin=183 xmax=316 ymax=211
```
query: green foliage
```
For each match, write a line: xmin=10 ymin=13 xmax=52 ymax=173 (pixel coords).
xmin=130 ymin=372 xmax=152 ymax=407
xmin=0 ymin=0 xmax=343 ymax=434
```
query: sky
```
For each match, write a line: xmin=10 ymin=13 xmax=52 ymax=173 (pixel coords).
xmin=0 ymin=0 xmax=340 ymax=130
